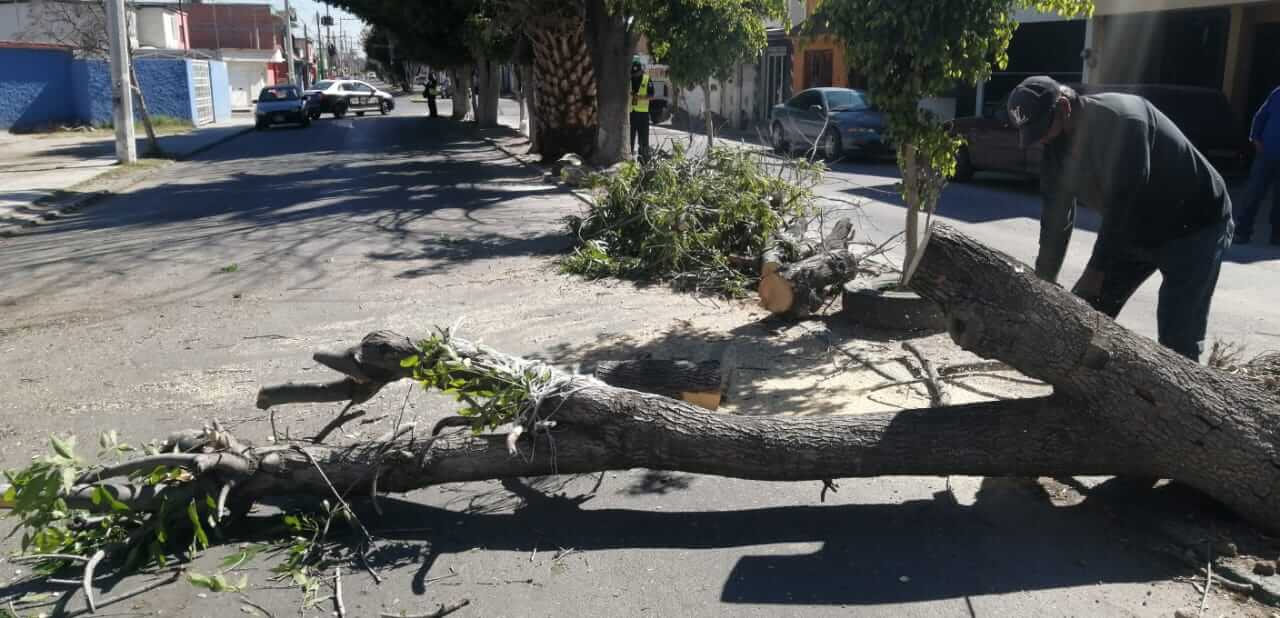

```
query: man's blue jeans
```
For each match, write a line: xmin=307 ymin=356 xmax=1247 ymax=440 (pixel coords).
xmin=1075 ymin=216 xmax=1233 ymax=361
xmin=1236 ymin=157 xmax=1280 ymax=242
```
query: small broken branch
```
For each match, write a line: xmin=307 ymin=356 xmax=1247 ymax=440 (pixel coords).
xmin=83 ymin=549 xmax=104 ymax=613
xmin=379 ymin=598 xmax=472 ymax=618
xmin=902 ymin=341 xmax=950 ymax=407
xmin=76 ymin=453 xmax=252 ymax=485
xmin=335 ymin=567 xmax=346 ymax=618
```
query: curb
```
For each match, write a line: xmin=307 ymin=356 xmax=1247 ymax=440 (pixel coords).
xmin=0 ymin=125 xmax=254 ymax=238
xmin=171 ymin=125 xmax=255 ymax=162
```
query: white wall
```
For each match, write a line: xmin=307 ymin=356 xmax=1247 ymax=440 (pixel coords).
xmin=0 ymin=2 xmax=33 ymax=41
xmin=227 ymin=61 xmax=268 ymax=109
xmin=136 ymin=8 xmax=168 ymax=48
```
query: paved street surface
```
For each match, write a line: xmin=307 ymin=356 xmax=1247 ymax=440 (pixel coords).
xmin=0 ymin=96 xmax=1267 ymax=616
xmin=0 ymin=114 xmax=256 ymax=226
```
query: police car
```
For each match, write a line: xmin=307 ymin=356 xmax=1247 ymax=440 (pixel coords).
xmin=302 ymin=79 xmax=395 ymax=119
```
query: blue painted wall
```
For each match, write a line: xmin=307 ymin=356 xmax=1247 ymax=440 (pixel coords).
xmin=1 ymin=47 xmax=217 ymax=131
xmin=132 ymin=58 xmax=193 ymax=122
xmin=0 ymin=47 xmax=75 ymax=131
xmin=71 ymin=59 xmax=113 ymax=126
xmin=209 ymin=60 xmax=231 ymax=123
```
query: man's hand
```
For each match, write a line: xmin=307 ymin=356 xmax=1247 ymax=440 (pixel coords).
xmin=1071 ymin=267 xmax=1105 ymax=301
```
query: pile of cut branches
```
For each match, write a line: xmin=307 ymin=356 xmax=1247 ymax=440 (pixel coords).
xmin=562 ymin=145 xmax=823 ymax=297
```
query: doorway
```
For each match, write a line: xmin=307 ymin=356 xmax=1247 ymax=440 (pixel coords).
xmin=804 ymin=49 xmax=833 ymax=89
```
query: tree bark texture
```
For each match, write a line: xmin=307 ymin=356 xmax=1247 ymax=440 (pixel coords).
xmin=759 ymin=217 xmax=857 ymax=317
xmin=584 ymin=0 xmax=629 ymax=166
xmin=761 ymin=217 xmax=853 ymax=277
xmin=911 ymin=223 xmax=1280 ymax=531
xmin=527 ymin=15 xmax=598 ymax=162
xmin=236 ymin=393 xmax=1142 ymax=503
xmin=451 ymin=68 xmax=472 ymax=121
xmin=476 ymin=59 xmax=501 ymax=128
xmin=758 ymin=249 xmax=858 ymax=318
xmin=595 ymin=359 xmax=722 ymax=409
xmin=704 ymin=79 xmax=716 ymax=146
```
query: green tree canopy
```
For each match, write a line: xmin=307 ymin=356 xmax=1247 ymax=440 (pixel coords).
xmin=810 ymin=0 xmax=1093 ymax=282
xmin=640 ymin=0 xmax=787 ymax=88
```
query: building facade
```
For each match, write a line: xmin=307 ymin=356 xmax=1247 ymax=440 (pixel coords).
xmin=185 ymin=2 xmax=285 ymax=109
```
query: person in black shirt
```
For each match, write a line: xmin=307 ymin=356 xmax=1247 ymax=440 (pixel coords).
xmin=630 ymin=57 xmax=655 ymax=162
xmin=1008 ymin=75 xmax=1233 ymax=361
xmin=424 ymin=74 xmax=439 ymax=118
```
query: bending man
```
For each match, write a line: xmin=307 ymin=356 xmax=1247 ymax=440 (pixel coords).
xmin=1008 ymin=76 xmax=1233 ymax=361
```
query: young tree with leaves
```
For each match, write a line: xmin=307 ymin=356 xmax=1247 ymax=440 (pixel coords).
xmin=639 ymin=0 xmax=785 ymax=145
xmin=812 ymin=0 xmax=1093 ymax=284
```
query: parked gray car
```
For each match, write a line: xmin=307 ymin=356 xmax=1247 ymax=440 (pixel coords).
xmin=770 ymin=87 xmax=889 ymax=160
xmin=253 ymin=85 xmax=310 ymax=130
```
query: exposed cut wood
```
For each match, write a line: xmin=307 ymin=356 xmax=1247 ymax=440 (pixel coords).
xmin=595 ymin=359 xmax=722 ymax=409
xmin=759 ymin=217 xmax=857 ymax=317
xmin=758 ymin=249 xmax=858 ymax=318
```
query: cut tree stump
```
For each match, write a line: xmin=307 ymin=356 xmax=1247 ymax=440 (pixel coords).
xmin=758 ymin=249 xmax=859 ymax=318
xmin=910 ymin=223 xmax=1280 ymax=531
xmin=759 ymin=217 xmax=857 ymax=318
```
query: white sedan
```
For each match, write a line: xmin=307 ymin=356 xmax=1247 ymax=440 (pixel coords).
xmin=302 ymin=80 xmax=395 ymax=119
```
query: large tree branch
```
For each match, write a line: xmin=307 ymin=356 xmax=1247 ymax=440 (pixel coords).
xmin=238 ymin=392 xmax=1142 ymax=500
xmin=911 ymin=223 xmax=1280 ymax=531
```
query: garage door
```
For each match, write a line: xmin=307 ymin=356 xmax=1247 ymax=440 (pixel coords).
xmin=228 ymin=64 xmax=266 ymax=110
xmin=191 ymin=61 xmax=214 ymax=126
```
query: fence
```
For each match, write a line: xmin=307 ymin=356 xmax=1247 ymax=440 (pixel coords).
xmin=0 ymin=42 xmax=231 ymax=131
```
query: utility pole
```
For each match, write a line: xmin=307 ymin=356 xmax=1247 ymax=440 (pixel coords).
xmin=324 ymin=4 xmax=333 ymax=77
xmin=106 ymin=0 xmax=136 ymax=163
xmin=283 ymin=0 xmax=297 ymax=86
xmin=315 ymin=12 xmax=325 ymax=79
xmin=302 ymin=21 xmax=310 ymax=88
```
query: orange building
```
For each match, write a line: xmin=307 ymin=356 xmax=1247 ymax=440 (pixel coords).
xmin=789 ymin=0 xmax=866 ymax=93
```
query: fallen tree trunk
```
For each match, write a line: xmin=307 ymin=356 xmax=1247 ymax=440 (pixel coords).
xmin=10 ymin=227 xmax=1280 ymax=591
xmin=910 ymin=223 xmax=1280 ymax=531
xmin=237 ymin=393 xmax=1143 ymax=500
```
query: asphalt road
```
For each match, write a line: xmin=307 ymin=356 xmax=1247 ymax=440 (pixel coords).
xmin=0 ymin=95 xmax=1260 ymax=617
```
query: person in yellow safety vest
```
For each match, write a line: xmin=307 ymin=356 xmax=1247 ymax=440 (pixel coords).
xmin=425 ymin=74 xmax=440 ymax=118
xmin=630 ymin=57 xmax=656 ymax=162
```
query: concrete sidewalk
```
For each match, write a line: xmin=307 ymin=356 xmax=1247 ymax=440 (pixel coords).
xmin=0 ymin=113 xmax=256 ymax=229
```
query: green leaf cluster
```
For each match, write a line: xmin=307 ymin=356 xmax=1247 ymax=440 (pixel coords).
xmin=811 ymin=0 xmax=1093 ymax=271
xmin=3 ymin=434 xmax=222 ymax=576
xmin=639 ymin=0 xmax=787 ymax=86
xmin=562 ymin=144 xmax=820 ymax=296
xmin=401 ymin=331 xmax=548 ymax=432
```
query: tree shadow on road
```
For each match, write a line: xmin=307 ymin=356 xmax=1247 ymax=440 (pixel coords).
xmin=353 ymin=473 xmax=1224 ymax=607
xmin=0 ymin=117 xmax=583 ymax=315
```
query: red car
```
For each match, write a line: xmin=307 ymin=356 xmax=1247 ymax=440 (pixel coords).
xmin=947 ymin=83 xmax=1252 ymax=181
